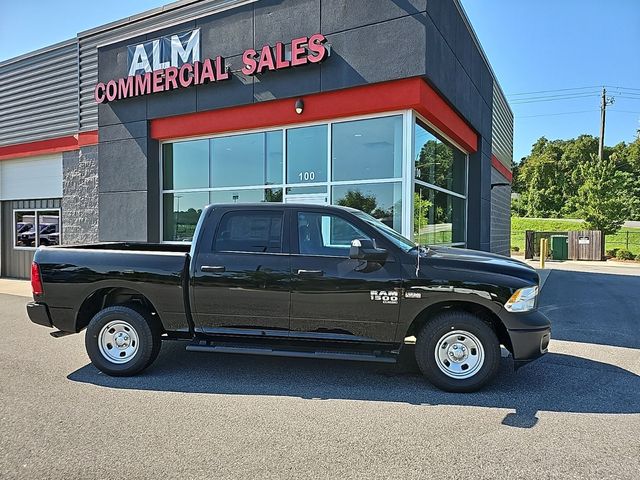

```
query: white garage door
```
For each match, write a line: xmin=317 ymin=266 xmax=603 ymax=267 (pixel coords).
xmin=0 ymin=153 xmax=63 ymax=201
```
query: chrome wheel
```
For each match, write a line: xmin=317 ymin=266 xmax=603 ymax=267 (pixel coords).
xmin=98 ymin=320 xmax=140 ymax=364
xmin=434 ymin=329 xmax=485 ymax=379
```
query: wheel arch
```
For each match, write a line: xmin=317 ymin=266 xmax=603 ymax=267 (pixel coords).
xmin=404 ymin=301 xmax=512 ymax=353
xmin=75 ymin=287 xmax=164 ymax=333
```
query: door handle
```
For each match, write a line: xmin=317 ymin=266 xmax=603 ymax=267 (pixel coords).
xmin=201 ymin=265 xmax=226 ymax=273
xmin=296 ymin=269 xmax=324 ymax=277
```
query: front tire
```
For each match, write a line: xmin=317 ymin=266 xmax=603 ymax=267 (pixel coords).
xmin=85 ymin=305 xmax=161 ymax=376
xmin=415 ymin=310 xmax=500 ymax=392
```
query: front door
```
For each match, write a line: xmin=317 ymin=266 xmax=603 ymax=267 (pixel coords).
xmin=289 ymin=208 xmax=402 ymax=343
xmin=191 ymin=208 xmax=291 ymax=336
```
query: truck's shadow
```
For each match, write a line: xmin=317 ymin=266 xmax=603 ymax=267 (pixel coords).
xmin=68 ymin=342 xmax=640 ymax=428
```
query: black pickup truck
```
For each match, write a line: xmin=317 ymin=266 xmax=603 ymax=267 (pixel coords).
xmin=27 ymin=204 xmax=550 ymax=392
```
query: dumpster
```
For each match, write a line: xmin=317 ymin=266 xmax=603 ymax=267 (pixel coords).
xmin=550 ymin=235 xmax=568 ymax=260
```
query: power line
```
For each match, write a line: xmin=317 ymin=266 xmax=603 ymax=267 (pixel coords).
xmin=512 ymin=90 xmax=599 ymax=102
xmin=607 ymin=85 xmax=640 ymax=92
xmin=511 ymin=93 xmax=600 ymax=105
xmin=515 ymin=109 xmax=599 ymax=119
xmin=508 ymin=85 xmax=602 ymax=96
xmin=609 ymin=110 xmax=640 ymax=114
xmin=508 ymin=85 xmax=640 ymax=98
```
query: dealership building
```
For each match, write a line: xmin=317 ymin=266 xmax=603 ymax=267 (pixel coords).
xmin=0 ymin=0 xmax=513 ymax=279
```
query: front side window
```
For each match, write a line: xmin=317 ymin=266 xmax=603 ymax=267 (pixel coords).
xmin=214 ymin=211 xmax=283 ymax=253
xmin=297 ymin=212 xmax=369 ymax=257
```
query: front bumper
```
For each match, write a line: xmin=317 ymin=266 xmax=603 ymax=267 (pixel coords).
xmin=501 ymin=309 xmax=551 ymax=368
xmin=27 ymin=302 xmax=53 ymax=328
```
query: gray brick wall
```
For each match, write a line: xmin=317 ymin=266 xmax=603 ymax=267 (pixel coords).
xmin=490 ymin=167 xmax=511 ymax=256
xmin=62 ymin=145 xmax=99 ymax=244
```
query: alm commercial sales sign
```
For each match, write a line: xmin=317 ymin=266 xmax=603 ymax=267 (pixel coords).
xmin=94 ymin=29 xmax=329 ymax=104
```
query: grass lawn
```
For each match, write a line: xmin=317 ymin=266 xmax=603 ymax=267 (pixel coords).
xmin=511 ymin=217 xmax=640 ymax=255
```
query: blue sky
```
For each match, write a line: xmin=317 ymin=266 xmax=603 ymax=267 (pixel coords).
xmin=1 ymin=0 xmax=638 ymax=163
xmin=461 ymin=0 xmax=640 ymax=161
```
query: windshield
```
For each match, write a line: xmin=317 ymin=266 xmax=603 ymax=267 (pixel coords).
xmin=352 ymin=211 xmax=416 ymax=252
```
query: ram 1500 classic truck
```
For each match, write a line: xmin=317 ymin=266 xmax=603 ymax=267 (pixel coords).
xmin=27 ymin=204 xmax=550 ymax=392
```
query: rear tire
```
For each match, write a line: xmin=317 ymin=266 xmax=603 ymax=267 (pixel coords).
xmin=415 ymin=310 xmax=500 ymax=392
xmin=85 ymin=305 xmax=162 ymax=376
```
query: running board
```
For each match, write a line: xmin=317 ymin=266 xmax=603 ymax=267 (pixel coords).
xmin=50 ymin=330 xmax=74 ymax=338
xmin=186 ymin=339 xmax=397 ymax=364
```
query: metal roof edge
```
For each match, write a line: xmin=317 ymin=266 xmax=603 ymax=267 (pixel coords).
xmin=0 ymin=38 xmax=77 ymax=69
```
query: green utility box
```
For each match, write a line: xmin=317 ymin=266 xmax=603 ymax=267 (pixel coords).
xmin=550 ymin=235 xmax=568 ymax=260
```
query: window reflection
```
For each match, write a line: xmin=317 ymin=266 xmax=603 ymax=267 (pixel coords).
xmin=332 ymin=182 xmax=402 ymax=232
xmin=414 ymin=121 xmax=466 ymax=195
xmin=414 ymin=184 xmax=465 ymax=245
xmin=163 ymin=192 xmax=209 ymax=242
xmin=37 ymin=211 xmax=60 ymax=246
xmin=332 ymin=116 xmax=403 ymax=181
xmin=14 ymin=211 xmax=36 ymax=248
xmin=14 ymin=210 xmax=61 ymax=248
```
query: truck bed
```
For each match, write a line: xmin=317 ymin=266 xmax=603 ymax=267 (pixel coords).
xmin=34 ymin=243 xmax=192 ymax=333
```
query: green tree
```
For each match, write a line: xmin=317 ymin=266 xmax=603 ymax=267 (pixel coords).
xmin=413 ymin=192 xmax=433 ymax=237
xmin=336 ymin=190 xmax=377 ymax=214
xmin=512 ymin=134 xmax=640 ymax=221
xmin=574 ymin=155 xmax=631 ymax=235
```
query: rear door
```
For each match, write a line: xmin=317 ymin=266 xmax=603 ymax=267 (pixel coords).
xmin=289 ymin=208 xmax=402 ymax=343
xmin=191 ymin=208 xmax=291 ymax=335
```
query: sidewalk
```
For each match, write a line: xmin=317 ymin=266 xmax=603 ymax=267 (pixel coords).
xmin=520 ymin=258 xmax=640 ymax=276
xmin=0 ymin=278 xmax=32 ymax=298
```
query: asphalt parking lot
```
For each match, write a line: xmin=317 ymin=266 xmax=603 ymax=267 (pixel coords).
xmin=1 ymin=268 xmax=639 ymax=479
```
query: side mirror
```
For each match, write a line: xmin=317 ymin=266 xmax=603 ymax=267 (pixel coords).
xmin=349 ymin=238 xmax=388 ymax=263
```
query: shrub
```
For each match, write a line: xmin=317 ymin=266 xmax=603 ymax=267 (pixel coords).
xmin=605 ymin=248 xmax=619 ymax=257
xmin=511 ymin=246 xmax=520 ymax=252
xmin=615 ymin=249 xmax=634 ymax=260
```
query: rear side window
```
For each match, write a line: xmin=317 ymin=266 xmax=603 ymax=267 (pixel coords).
xmin=214 ymin=211 xmax=283 ymax=253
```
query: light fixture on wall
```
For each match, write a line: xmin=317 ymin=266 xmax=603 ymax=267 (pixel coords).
xmin=295 ymin=98 xmax=304 ymax=114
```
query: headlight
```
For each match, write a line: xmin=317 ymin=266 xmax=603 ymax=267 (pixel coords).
xmin=504 ymin=286 xmax=538 ymax=312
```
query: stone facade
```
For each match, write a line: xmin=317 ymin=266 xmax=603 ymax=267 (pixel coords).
xmin=62 ymin=145 xmax=99 ymax=244
xmin=490 ymin=167 xmax=511 ymax=256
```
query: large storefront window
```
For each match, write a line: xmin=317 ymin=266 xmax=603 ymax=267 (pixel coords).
xmin=212 ymin=131 xmax=283 ymax=187
xmin=161 ymin=114 xmax=409 ymax=242
xmin=332 ymin=182 xmax=402 ymax=232
xmin=413 ymin=119 xmax=467 ymax=246
xmin=332 ymin=116 xmax=403 ymax=181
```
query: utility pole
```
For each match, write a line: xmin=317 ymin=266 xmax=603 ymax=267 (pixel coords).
xmin=599 ymin=87 xmax=615 ymax=160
